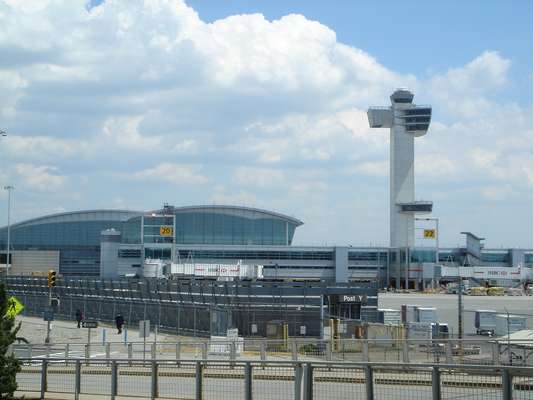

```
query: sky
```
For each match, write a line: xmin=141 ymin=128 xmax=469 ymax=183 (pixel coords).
xmin=1 ymin=0 xmax=533 ymax=248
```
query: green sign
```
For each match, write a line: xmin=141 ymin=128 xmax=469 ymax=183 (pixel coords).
xmin=6 ymin=296 xmax=24 ymax=318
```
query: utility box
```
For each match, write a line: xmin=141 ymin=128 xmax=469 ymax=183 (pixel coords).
xmin=416 ymin=307 xmax=438 ymax=323
xmin=431 ymin=323 xmax=449 ymax=339
xmin=495 ymin=314 xmax=527 ymax=336
xmin=377 ymin=309 xmax=401 ymax=325
xmin=401 ymin=305 xmax=419 ymax=324
xmin=407 ymin=322 xmax=432 ymax=341
xmin=474 ymin=310 xmax=497 ymax=335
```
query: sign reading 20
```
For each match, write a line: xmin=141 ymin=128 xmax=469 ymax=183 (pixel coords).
xmin=159 ymin=226 xmax=173 ymax=236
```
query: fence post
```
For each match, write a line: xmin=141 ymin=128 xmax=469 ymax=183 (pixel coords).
xmin=111 ymin=361 xmax=118 ymax=399
xmin=85 ymin=344 xmax=91 ymax=365
xmin=176 ymin=342 xmax=181 ymax=365
xmin=292 ymin=340 xmax=298 ymax=361
xmin=230 ymin=341 xmax=236 ymax=369
xmin=303 ymin=363 xmax=313 ymax=400
xmin=492 ymin=342 xmax=499 ymax=365
xmin=128 ymin=343 xmax=133 ymax=366
xmin=502 ymin=369 xmax=512 ymax=400
xmin=27 ymin=344 xmax=33 ymax=359
xmin=432 ymin=366 xmax=441 ymax=400
xmin=65 ymin=343 xmax=70 ymax=365
xmin=260 ymin=341 xmax=266 ymax=363
xmin=244 ymin=362 xmax=252 ymax=400
xmin=202 ymin=342 xmax=208 ymax=361
xmin=40 ymin=360 xmax=48 ymax=399
xmin=445 ymin=341 xmax=453 ymax=364
xmin=294 ymin=363 xmax=303 ymax=400
xmin=151 ymin=343 xmax=156 ymax=360
xmin=106 ymin=343 xmax=111 ymax=366
xmin=364 ymin=365 xmax=374 ymax=400
xmin=402 ymin=340 xmax=410 ymax=363
xmin=75 ymin=360 xmax=81 ymax=400
xmin=151 ymin=361 xmax=158 ymax=400
xmin=363 ymin=340 xmax=369 ymax=362
xmin=195 ymin=361 xmax=203 ymax=400
xmin=326 ymin=341 xmax=332 ymax=361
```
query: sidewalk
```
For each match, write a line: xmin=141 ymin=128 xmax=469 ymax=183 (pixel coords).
xmin=15 ymin=315 xmax=183 ymax=344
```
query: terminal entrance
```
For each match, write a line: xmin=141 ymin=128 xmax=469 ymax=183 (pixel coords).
xmin=326 ymin=294 xmax=366 ymax=320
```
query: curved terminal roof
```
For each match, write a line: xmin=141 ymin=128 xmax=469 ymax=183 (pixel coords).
xmin=2 ymin=209 xmax=143 ymax=230
xmin=1 ymin=205 xmax=303 ymax=230
xmin=149 ymin=205 xmax=303 ymax=226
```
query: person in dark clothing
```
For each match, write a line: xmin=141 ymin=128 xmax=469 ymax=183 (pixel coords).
xmin=115 ymin=314 xmax=124 ymax=334
xmin=75 ymin=309 xmax=83 ymax=328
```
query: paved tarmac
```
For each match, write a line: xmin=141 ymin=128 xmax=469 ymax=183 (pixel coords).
xmin=379 ymin=293 xmax=533 ymax=336
xmin=15 ymin=315 xmax=181 ymax=345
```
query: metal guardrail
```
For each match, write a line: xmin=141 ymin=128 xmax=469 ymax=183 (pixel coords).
xmin=15 ymin=358 xmax=533 ymax=400
xmin=11 ymin=337 xmax=533 ymax=366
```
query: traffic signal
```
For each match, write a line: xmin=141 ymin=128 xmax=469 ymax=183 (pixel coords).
xmin=47 ymin=270 xmax=57 ymax=288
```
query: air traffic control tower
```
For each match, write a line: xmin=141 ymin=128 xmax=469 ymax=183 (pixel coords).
xmin=368 ymin=89 xmax=432 ymax=248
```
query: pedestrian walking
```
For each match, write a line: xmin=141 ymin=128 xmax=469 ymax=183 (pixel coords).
xmin=115 ymin=314 xmax=124 ymax=334
xmin=75 ymin=309 xmax=83 ymax=328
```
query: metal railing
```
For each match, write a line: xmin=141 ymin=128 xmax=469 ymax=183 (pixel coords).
xmin=15 ymin=358 xmax=533 ymax=400
xmin=11 ymin=337 xmax=533 ymax=366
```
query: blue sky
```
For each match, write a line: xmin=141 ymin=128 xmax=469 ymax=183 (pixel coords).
xmin=1 ymin=0 xmax=533 ymax=248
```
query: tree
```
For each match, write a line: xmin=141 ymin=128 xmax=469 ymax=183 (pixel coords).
xmin=0 ymin=283 xmax=21 ymax=399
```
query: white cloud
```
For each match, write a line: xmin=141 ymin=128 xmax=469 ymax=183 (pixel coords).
xmin=233 ymin=167 xmax=285 ymax=187
xmin=13 ymin=163 xmax=66 ymax=191
xmin=5 ymin=135 xmax=78 ymax=158
xmin=102 ymin=116 xmax=161 ymax=151
xmin=0 ymin=0 xmax=532 ymax=247
xmin=132 ymin=162 xmax=209 ymax=185
xmin=210 ymin=187 xmax=258 ymax=206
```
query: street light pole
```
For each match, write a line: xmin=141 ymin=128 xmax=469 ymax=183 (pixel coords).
xmin=4 ymin=185 xmax=14 ymax=276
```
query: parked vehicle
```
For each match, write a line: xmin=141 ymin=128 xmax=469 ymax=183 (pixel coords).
xmin=474 ymin=310 xmax=496 ymax=335
xmin=494 ymin=314 xmax=526 ymax=336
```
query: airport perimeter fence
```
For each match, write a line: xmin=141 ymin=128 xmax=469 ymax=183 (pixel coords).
xmin=15 ymin=358 xmax=533 ymax=400
xmin=11 ymin=337 xmax=533 ymax=367
xmin=4 ymin=275 xmax=377 ymax=337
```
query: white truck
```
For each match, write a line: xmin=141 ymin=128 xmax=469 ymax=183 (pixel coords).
xmin=494 ymin=314 xmax=527 ymax=336
xmin=416 ymin=307 xmax=438 ymax=323
xmin=474 ymin=310 xmax=497 ymax=335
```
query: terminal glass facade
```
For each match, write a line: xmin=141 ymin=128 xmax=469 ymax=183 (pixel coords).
xmin=173 ymin=211 xmax=294 ymax=245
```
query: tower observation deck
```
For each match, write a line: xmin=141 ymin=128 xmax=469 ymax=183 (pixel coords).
xmin=368 ymin=89 xmax=432 ymax=248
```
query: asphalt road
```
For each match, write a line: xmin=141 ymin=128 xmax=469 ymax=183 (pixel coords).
xmin=379 ymin=293 xmax=533 ymax=336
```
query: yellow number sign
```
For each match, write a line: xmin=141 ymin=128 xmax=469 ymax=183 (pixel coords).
xmin=423 ymin=229 xmax=436 ymax=239
xmin=159 ymin=226 xmax=173 ymax=237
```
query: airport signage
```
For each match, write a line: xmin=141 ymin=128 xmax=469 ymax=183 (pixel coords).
xmin=423 ymin=229 xmax=436 ymax=239
xmin=333 ymin=294 xmax=368 ymax=304
xmin=6 ymin=296 xmax=24 ymax=318
xmin=82 ymin=320 xmax=98 ymax=329
xmin=159 ymin=226 xmax=173 ymax=237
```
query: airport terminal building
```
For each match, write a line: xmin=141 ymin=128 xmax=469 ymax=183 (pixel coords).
xmin=1 ymin=204 xmax=532 ymax=288
xmin=2 ymin=90 xmax=532 ymax=288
